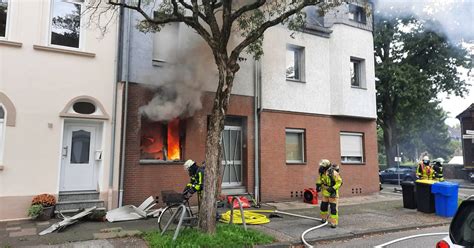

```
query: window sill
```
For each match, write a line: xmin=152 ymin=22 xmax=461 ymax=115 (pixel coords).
xmin=286 ymin=162 xmax=307 ymax=165
xmin=351 ymin=86 xmax=367 ymax=90
xmin=341 ymin=162 xmax=366 ymax=165
xmin=33 ymin=45 xmax=96 ymax=58
xmin=286 ymin=78 xmax=306 ymax=83
xmin=140 ymin=160 xmax=184 ymax=165
xmin=0 ymin=40 xmax=22 ymax=48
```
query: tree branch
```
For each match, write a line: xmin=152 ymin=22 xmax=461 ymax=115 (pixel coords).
xmin=231 ymin=0 xmax=266 ymax=22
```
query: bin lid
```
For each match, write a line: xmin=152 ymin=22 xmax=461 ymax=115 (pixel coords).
xmin=416 ymin=179 xmax=436 ymax=185
xmin=401 ymin=181 xmax=415 ymax=185
xmin=432 ymin=181 xmax=459 ymax=188
xmin=432 ymin=181 xmax=459 ymax=194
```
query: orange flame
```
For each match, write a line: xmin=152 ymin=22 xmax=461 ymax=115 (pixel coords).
xmin=167 ymin=118 xmax=180 ymax=160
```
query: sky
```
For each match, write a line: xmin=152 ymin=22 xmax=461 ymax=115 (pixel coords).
xmin=375 ymin=0 xmax=474 ymax=126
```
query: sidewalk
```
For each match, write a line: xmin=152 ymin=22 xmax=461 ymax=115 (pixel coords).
xmin=0 ymin=192 xmax=452 ymax=247
xmin=448 ymin=179 xmax=474 ymax=189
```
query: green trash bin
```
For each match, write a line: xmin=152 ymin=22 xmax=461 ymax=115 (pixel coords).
xmin=416 ymin=180 xmax=436 ymax=213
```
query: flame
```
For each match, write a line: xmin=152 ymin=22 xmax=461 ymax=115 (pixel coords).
xmin=167 ymin=118 xmax=180 ymax=160
xmin=140 ymin=121 xmax=164 ymax=160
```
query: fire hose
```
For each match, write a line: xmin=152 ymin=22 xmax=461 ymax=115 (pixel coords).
xmin=220 ymin=209 xmax=325 ymax=247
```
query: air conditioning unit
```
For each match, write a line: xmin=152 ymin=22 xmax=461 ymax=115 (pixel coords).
xmin=303 ymin=188 xmax=318 ymax=205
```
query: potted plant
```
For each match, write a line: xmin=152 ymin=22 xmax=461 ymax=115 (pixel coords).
xmin=27 ymin=194 xmax=56 ymax=221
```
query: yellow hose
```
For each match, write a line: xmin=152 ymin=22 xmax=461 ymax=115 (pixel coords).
xmin=219 ymin=210 xmax=275 ymax=225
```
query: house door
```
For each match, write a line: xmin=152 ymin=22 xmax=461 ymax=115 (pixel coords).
xmin=60 ymin=123 xmax=98 ymax=191
xmin=221 ymin=125 xmax=243 ymax=187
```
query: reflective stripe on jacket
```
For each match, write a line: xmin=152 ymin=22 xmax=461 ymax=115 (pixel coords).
xmin=316 ymin=169 xmax=342 ymax=198
xmin=187 ymin=167 xmax=204 ymax=192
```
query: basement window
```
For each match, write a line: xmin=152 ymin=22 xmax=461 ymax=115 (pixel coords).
xmin=140 ymin=118 xmax=185 ymax=162
xmin=340 ymin=132 xmax=364 ymax=164
xmin=286 ymin=129 xmax=305 ymax=164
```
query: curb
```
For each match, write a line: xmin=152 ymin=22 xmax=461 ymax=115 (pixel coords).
xmin=459 ymin=185 xmax=474 ymax=189
xmin=256 ymin=221 xmax=451 ymax=247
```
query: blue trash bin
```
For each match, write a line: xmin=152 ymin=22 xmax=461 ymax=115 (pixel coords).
xmin=431 ymin=182 xmax=459 ymax=217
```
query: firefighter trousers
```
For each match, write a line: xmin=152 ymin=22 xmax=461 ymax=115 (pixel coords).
xmin=320 ymin=196 xmax=339 ymax=226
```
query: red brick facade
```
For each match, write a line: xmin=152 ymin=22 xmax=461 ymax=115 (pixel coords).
xmin=259 ymin=110 xmax=379 ymax=201
xmin=124 ymin=84 xmax=378 ymax=205
xmin=123 ymin=83 xmax=255 ymax=206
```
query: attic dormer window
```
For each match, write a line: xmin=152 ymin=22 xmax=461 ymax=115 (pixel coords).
xmin=348 ymin=4 xmax=366 ymax=24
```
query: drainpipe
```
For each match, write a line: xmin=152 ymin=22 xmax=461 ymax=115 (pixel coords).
xmin=253 ymin=59 xmax=262 ymax=202
xmin=118 ymin=5 xmax=131 ymax=207
xmin=108 ymin=0 xmax=125 ymax=210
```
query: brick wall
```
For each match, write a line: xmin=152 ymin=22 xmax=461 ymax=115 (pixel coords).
xmin=123 ymin=83 xmax=255 ymax=206
xmin=259 ymin=110 xmax=379 ymax=202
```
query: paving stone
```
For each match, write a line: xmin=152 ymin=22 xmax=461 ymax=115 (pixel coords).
xmin=6 ymin=226 xmax=21 ymax=231
xmin=93 ymin=230 xmax=141 ymax=239
xmin=36 ymin=221 xmax=51 ymax=226
xmin=99 ymin=227 xmax=123 ymax=233
xmin=9 ymin=227 xmax=37 ymax=237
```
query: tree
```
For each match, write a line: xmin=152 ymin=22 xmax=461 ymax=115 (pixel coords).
xmin=92 ymin=0 xmax=348 ymax=234
xmin=374 ymin=13 xmax=471 ymax=167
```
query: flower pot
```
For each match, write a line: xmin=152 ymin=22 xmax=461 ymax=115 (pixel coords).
xmin=37 ymin=206 xmax=55 ymax=221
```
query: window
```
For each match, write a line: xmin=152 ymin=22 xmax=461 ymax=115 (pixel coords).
xmin=286 ymin=45 xmax=305 ymax=81
xmin=350 ymin=58 xmax=365 ymax=88
xmin=140 ymin=118 xmax=184 ymax=162
xmin=340 ymin=132 xmax=364 ymax=163
xmin=73 ymin=102 xmax=96 ymax=114
xmin=50 ymin=0 xmax=83 ymax=48
xmin=286 ymin=129 xmax=305 ymax=163
xmin=0 ymin=0 xmax=8 ymax=38
xmin=348 ymin=4 xmax=366 ymax=24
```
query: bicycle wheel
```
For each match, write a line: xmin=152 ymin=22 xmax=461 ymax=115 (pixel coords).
xmin=158 ymin=204 xmax=184 ymax=233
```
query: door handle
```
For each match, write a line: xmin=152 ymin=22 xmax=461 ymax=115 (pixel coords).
xmin=62 ymin=146 xmax=68 ymax=158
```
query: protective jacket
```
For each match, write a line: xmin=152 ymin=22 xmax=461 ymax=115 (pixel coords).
xmin=187 ymin=166 xmax=204 ymax=193
xmin=416 ymin=162 xmax=434 ymax=180
xmin=316 ymin=168 xmax=343 ymax=198
xmin=433 ymin=162 xmax=444 ymax=182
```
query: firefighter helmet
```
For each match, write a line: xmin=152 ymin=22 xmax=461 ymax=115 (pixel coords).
xmin=319 ymin=159 xmax=331 ymax=168
xmin=183 ymin=159 xmax=195 ymax=171
xmin=436 ymin=157 xmax=444 ymax=164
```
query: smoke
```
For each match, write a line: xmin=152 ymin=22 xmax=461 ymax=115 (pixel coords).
xmin=139 ymin=26 xmax=218 ymax=122
xmin=374 ymin=0 xmax=474 ymax=43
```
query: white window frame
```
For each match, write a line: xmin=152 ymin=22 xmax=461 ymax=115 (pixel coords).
xmin=0 ymin=0 xmax=11 ymax=40
xmin=286 ymin=44 xmax=305 ymax=82
xmin=340 ymin=132 xmax=364 ymax=164
xmin=48 ymin=0 xmax=85 ymax=50
xmin=285 ymin=128 xmax=305 ymax=164
xmin=350 ymin=57 xmax=366 ymax=89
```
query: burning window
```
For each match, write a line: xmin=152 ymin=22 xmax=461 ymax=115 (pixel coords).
xmin=140 ymin=118 xmax=184 ymax=161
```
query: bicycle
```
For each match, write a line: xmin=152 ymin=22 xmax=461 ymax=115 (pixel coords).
xmin=158 ymin=191 xmax=199 ymax=235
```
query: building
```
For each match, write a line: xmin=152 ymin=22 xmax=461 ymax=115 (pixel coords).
xmin=121 ymin=2 xmax=379 ymax=206
xmin=0 ymin=0 xmax=122 ymax=220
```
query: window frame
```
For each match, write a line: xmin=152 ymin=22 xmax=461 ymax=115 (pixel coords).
xmin=285 ymin=128 xmax=306 ymax=164
xmin=286 ymin=44 xmax=305 ymax=82
xmin=340 ymin=132 xmax=365 ymax=164
xmin=48 ymin=0 xmax=85 ymax=50
xmin=139 ymin=119 xmax=186 ymax=163
xmin=348 ymin=4 xmax=367 ymax=24
xmin=350 ymin=57 xmax=366 ymax=89
xmin=0 ymin=106 xmax=6 ymax=164
xmin=0 ymin=0 xmax=11 ymax=40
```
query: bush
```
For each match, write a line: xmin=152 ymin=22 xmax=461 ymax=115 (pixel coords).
xmin=32 ymin=194 xmax=56 ymax=207
xmin=27 ymin=204 xmax=43 ymax=219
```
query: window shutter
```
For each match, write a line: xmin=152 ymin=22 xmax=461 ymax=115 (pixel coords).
xmin=340 ymin=133 xmax=362 ymax=157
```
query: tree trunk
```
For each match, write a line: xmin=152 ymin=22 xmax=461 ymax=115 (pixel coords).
xmin=198 ymin=59 xmax=236 ymax=234
xmin=382 ymin=118 xmax=397 ymax=168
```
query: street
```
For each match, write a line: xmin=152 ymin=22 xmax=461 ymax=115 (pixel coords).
xmin=381 ymin=183 xmax=474 ymax=200
xmin=313 ymin=225 xmax=449 ymax=248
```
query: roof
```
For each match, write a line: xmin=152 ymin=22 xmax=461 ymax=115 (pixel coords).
xmin=448 ymin=156 xmax=464 ymax=165
xmin=456 ymin=103 xmax=474 ymax=119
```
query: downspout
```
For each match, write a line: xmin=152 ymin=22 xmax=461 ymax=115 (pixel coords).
xmin=118 ymin=5 xmax=131 ymax=207
xmin=253 ymin=59 xmax=262 ymax=202
xmin=108 ymin=0 xmax=125 ymax=209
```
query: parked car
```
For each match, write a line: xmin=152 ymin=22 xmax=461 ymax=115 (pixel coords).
xmin=379 ymin=166 xmax=416 ymax=184
xmin=436 ymin=195 xmax=474 ymax=248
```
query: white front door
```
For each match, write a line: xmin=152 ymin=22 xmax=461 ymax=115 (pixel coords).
xmin=60 ymin=123 xmax=98 ymax=191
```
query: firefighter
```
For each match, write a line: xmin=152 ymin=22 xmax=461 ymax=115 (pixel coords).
xmin=416 ymin=155 xmax=434 ymax=180
xmin=183 ymin=159 xmax=204 ymax=201
xmin=433 ymin=158 xmax=445 ymax=182
xmin=316 ymin=159 xmax=343 ymax=228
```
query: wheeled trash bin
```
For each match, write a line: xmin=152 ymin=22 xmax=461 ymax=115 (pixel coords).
xmin=401 ymin=181 xmax=416 ymax=209
xmin=416 ymin=180 xmax=436 ymax=213
xmin=431 ymin=181 xmax=459 ymax=217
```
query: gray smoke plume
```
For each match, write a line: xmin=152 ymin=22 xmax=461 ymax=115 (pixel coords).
xmin=374 ymin=0 xmax=474 ymax=43
xmin=139 ymin=26 xmax=218 ymax=122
